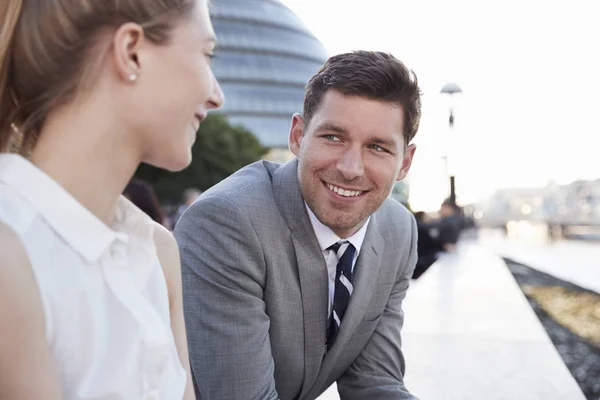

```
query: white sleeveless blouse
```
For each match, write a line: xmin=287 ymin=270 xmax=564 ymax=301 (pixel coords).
xmin=0 ymin=154 xmax=186 ymax=400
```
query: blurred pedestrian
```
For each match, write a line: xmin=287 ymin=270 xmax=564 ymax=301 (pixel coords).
xmin=172 ymin=187 xmax=202 ymax=227
xmin=123 ymin=179 xmax=168 ymax=227
xmin=412 ymin=211 xmax=441 ymax=279
xmin=438 ymin=199 xmax=462 ymax=252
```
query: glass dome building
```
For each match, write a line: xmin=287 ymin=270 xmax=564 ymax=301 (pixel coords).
xmin=210 ymin=0 xmax=328 ymax=150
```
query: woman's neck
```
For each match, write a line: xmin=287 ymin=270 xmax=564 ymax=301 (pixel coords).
xmin=30 ymin=104 xmax=142 ymax=226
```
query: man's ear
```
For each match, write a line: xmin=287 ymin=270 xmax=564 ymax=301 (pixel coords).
xmin=289 ymin=113 xmax=305 ymax=156
xmin=396 ymin=143 xmax=417 ymax=181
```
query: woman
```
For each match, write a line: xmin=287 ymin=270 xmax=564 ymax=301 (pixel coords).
xmin=0 ymin=0 xmax=223 ymax=398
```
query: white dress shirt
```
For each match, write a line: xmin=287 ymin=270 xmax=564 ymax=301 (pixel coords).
xmin=305 ymin=204 xmax=370 ymax=318
xmin=0 ymin=154 xmax=186 ymax=400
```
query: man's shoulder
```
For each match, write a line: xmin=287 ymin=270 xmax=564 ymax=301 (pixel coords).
xmin=204 ymin=160 xmax=279 ymax=195
xmin=376 ymin=198 xmax=414 ymax=225
xmin=195 ymin=160 xmax=284 ymax=213
xmin=176 ymin=160 xmax=292 ymax=237
xmin=371 ymin=198 xmax=417 ymax=244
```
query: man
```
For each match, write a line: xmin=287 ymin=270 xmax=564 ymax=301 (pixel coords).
xmin=437 ymin=199 xmax=462 ymax=252
xmin=182 ymin=187 xmax=203 ymax=209
xmin=412 ymin=211 xmax=440 ymax=279
xmin=175 ymin=51 xmax=421 ymax=400
xmin=172 ymin=187 xmax=203 ymax=227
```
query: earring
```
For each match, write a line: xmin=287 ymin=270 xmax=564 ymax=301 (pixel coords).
xmin=128 ymin=73 xmax=138 ymax=82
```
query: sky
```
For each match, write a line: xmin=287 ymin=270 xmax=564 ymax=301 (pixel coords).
xmin=281 ymin=0 xmax=600 ymax=210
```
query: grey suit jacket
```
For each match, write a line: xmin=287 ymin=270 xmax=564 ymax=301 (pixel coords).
xmin=175 ymin=159 xmax=418 ymax=400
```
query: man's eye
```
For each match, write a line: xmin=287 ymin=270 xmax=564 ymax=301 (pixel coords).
xmin=324 ymin=135 xmax=341 ymax=142
xmin=370 ymin=144 xmax=387 ymax=152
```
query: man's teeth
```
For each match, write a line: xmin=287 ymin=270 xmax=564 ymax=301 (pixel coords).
xmin=327 ymin=183 xmax=362 ymax=197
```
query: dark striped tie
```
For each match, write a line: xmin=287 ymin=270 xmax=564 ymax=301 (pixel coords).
xmin=326 ymin=241 xmax=356 ymax=350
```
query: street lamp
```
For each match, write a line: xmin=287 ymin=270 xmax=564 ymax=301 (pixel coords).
xmin=440 ymin=82 xmax=463 ymax=206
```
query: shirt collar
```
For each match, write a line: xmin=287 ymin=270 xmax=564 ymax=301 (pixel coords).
xmin=305 ymin=202 xmax=370 ymax=255
xmin=0 ymin=154 xmax=131 ymax=262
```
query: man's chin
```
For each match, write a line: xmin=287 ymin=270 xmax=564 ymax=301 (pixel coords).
xmin=318 ymin=213 xmax=361 ymax=236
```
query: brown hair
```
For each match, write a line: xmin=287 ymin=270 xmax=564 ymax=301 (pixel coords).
xmin=123 ymin=179 xmax=165 ymax=224
xmin=0 ymin=0 xmax=197 ymax=152
xmin=303 ymin=50 xmax=422 ymax=145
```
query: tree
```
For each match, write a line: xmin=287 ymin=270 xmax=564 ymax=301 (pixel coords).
xmin=135 ymin=113 xmax=268 ymax=203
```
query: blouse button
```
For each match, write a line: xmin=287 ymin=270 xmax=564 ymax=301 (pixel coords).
xmin=110 ymin=242 xmax=127 ymax=260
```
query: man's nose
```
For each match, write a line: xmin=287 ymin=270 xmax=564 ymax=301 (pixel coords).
xmin=336 ymin=146 xmax=364 ymax=180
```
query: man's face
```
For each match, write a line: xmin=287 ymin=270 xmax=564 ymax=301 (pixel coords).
xmin=289 ymin=90 xmax=416 ymax=238
xmin=440 ymin=204 xmax=454 ymax=218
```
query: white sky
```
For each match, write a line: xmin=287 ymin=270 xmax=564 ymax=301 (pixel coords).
xmin=281 ymin=0 xmax=600 ymax=211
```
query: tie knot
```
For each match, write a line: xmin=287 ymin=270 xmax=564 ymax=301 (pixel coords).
xmin=327 ymin=241 xmax=342 ymax=252
xmin=327 ymin=241 xmax=355 ymax=259
xmin=327 ymin=241 xmax=346 ymax=252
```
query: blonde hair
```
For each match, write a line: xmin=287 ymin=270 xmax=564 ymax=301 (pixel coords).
xmin=0 ymin=0 xmax=197 ymax=152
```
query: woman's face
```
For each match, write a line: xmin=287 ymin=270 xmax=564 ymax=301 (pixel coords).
xmin=123 ymin=0 xmax=224 ymax=171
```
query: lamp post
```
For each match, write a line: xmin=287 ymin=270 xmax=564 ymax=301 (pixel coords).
xmin=440 ymin=82 xmax=463 ymax=206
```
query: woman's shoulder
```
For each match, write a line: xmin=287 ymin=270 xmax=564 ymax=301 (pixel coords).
xmin=0 ymin=221 xmax=29 ymax=266
xmin=0 ymin=221 xmax=45 ymax=321
xmin=152 ymin=221 xmax=179 ymax=257
xmin=153 ymin=223 xmax=179 ymax=276
xmin=151 ymin=223 xmax=180 ymax=305
xmin=0 ymin=221 xmax=64 ymax=398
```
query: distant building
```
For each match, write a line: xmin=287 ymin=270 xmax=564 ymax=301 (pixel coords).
xmin=473 ymin=179 xmax=600 ymax=227
xmin=210 ymin=0 xmax=328 ymax=159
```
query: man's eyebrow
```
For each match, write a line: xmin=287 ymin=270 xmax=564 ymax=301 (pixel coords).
xmin=315 ymin=122 xmax=349 ymax=134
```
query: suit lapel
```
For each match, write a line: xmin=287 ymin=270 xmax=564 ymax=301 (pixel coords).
xmin=339 ymin=219 xmax=383 ymax=340
xmin=272 ymin=160 xmax=329 ymax=397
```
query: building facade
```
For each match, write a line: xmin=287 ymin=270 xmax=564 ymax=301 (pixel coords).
xmin=210 ymin=0 xmax=328 ymax=154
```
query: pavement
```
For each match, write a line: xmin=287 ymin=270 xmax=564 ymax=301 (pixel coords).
xmin=478 ymin=227 xmax=600 ymax=293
